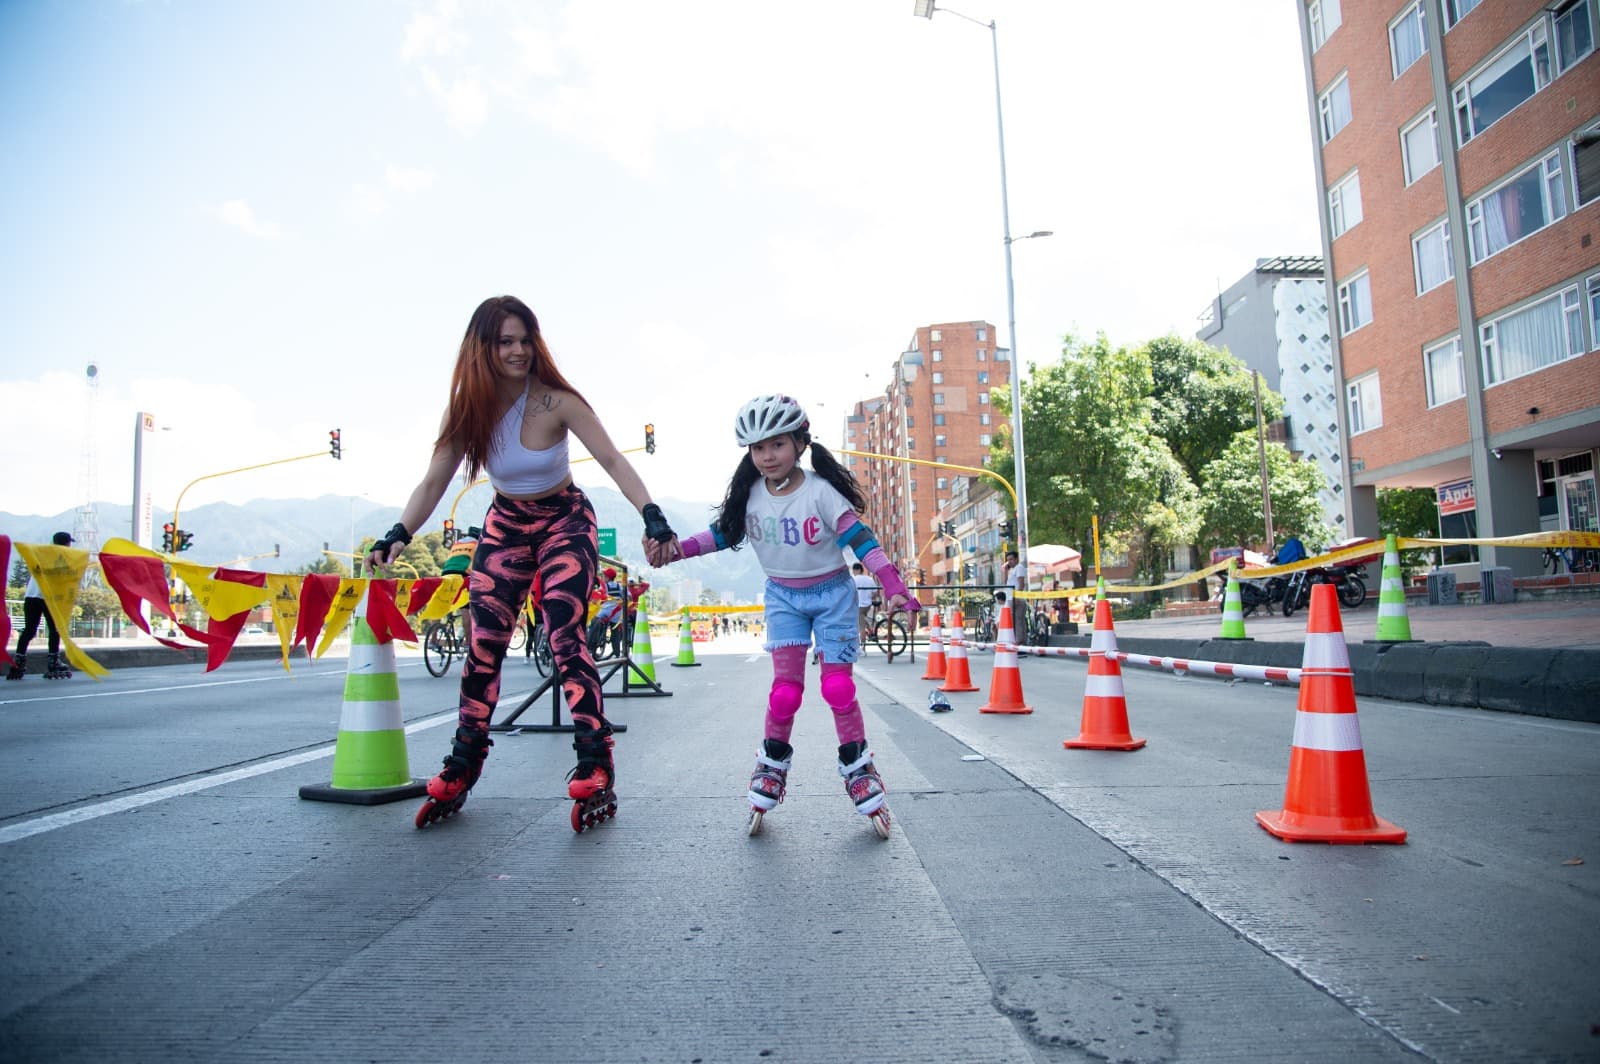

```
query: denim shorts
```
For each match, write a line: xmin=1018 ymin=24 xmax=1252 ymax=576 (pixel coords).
xmin=764 ymin=571 xmax=859 ymax=664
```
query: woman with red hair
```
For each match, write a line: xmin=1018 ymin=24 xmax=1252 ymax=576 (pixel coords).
xmin=367 ymin=296 xmax=678 ymax=830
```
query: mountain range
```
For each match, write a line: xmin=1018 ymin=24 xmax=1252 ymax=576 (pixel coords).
xmin=1 ymin=487 xmax=771 ymax=603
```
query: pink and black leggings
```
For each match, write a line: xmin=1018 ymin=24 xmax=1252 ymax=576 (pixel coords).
xmin=460 ymin=486 xmax=606 ymax=739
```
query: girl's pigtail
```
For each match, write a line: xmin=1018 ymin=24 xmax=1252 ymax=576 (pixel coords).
xmin=809 ymin=441 xmax=866 ymax=511
xmin=714 ymin=453 xmax=761 ymax=548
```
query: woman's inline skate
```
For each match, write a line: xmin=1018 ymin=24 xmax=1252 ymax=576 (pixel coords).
xmin=839 ymin=741 xmax=892 ymax=839
xmin=414 ymin=725 xmax=493 ymax=828
xmin=46 ymin=652 xmax=71 ymax=680
xmin=568 ymin=726 xmax=617 ymax=833
xmin=745 ymin=738 xmax=793 ymax=836
xmin=4 ymin=652 xmax=24 ymax=680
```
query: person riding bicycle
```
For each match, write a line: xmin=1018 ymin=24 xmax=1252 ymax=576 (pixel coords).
xmin=587 ymin=567 xmax=627 ymax=657
xmin=852 ymin=562 xmax=878 ymax=643
xmin=441 ymin=527 xmax=481 ymax=646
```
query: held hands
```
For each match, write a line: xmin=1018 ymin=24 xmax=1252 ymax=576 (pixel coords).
xmin=364 ymin=522 xmax=412 ymax=572
xmin=641 ymin=503 xmax=680 ymax=568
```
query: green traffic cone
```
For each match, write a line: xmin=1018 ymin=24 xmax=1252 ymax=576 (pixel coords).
xmin=671 ymin=610 xmax=700 ymax=667
xmin=300 ymin=593 xmax=426 ymax=805
xmin=627 ymin=608 xmax=658 ymax=686
xmin=1095 ymin=576 xmax=1106 ymax=601
xmin=1373 ymin=534 xmax=1417 ymax=643
xmin=1218 ymin=565 xmax=1250 ymax=640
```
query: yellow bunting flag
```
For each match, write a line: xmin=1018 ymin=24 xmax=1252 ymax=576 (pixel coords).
xmin=169 ymin=561 xmax=271 ymax=622
xmin=265 ymin=574 xmax=302 ymax=670
xmin=314 ymin=578 xmax=366 ymax=658
xmin=13 ymin=541 xmax=107 ymax=679
xmin=416 ymin=574 xmax=466 ymax=621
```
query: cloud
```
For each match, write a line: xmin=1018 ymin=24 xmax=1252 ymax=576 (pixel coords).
xmin=401 ymin=0 xmax=468 ymax=60
xmin=347 ymin=165 xmax=438 ymax=220
xmin=205 ymin=199 xmax=283 ymax=241
xmin=420 ymin=66 xmax=489 ymax=134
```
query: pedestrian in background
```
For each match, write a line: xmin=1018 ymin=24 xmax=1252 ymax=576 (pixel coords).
xmin=367 ymin=295 xmax=678 ymax=829
xmin=649 ymin=394 xmax=918 ymax=838
xmin=6 ymin=531 xmax=73 ymax=681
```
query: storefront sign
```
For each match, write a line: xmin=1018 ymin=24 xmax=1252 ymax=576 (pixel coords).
xmin=1437 ymin=479 xmax=1476 ymax=515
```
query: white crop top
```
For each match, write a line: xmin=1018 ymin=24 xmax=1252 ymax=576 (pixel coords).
xmin=485 ymin=391 xmax=571 ymax=495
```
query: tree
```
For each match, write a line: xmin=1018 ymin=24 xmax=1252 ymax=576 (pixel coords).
xmin=1378 ymin=487 xmax=1440 ymax=572
xmin=9 ymin=558 xmax=27 ymax=589
xmin=1145 ymin=335 xmax=1283 ymax=485
xmin=1199 ymin=432 xmax=1333 ymax=553
xmin=991 ymin=333 xmax=1199 ymax=585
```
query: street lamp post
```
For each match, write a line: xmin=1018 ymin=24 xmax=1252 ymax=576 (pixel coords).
xmin=912 ymin=1 xmax=1050 ymax=586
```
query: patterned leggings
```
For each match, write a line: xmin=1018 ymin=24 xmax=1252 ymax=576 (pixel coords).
xmin=460 ymin=486 xmax=605 ymax=738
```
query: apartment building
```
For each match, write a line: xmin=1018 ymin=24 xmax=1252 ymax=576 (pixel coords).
xmin=1298 ymin=0 xmax=1600 ymax=574
xmin=847 ymin=321 xmax=1011 ymax=585
xmin=1197 ymin=255 xmax=1347 ymax=536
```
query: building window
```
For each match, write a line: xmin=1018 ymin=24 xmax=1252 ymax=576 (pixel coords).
xmin=1466 ymin=153 xmax=1566 ymax=263
xmin=1391 ymin=2 xmax=1428 ymax=77
xmin=1444 ymin=0 xmax=1481 ymax=29
xmin=932 ymin=371 xmax=944 ymax=384
xmin=1555 ymin=0 xmax=1595 ymax=74
xmin=1589 ymin=275 xmax=1600 ymax=349
xmin=977 ymin=370 xmax=989 ymax=384
xmin=976 ymin=348 xmax=987 ymax=361
xmin=1337 ymin=271 xmax=1372 ymax=335
xmin=905 ymin=415 xmax=915 ymax=428
xmin=978 ymin=393 xmax=989 ymax=405
xmin=979 ymin=433 xmax=992 ymax=445
xmin=1424 ymin=336 xmax=1465 ymax=406
xmin=932 ymin=349 xmax=943 ymax=362
xmin=935 ymin=434 xmax=947 ymax=447
xmin=1479 ymin=285 xmax=1584 ymax=385
xmin=976 ymin=327 xmax=987 ymax=341
xmin=936 ymin=477 xmax=948 ymax=490
xmin=1573 ymin=125 xmax=1600 ymax=207
xmin=1414 ymin=219 xmax=1454 ymax=294
xmin=979 ymin=413 xmax=990 ymax=426
xmin=1309 ymin=0 xmax=1342 ymax=50
xmin=1347 ymin=373 xmax=1382 ymax=434
xmin=907 ymin=438 xmax=916 ymax=451
xmin=930 ymin=329 xmax=942 ymax=341
xmin=933 ymin=392 xmax=945 ymax=405
xmin=1401 ymin=109 xmax=1441 ymax=185
xmin=1319 ymin=74 xmax=1352 ymax=143
xmin=1328 ymin=171 xmax=1363 ymax=237
xmin=934 ymin=413 xmax=946 ymax=425
xmin=1453 ymin=25 xmax=1550 ymax=145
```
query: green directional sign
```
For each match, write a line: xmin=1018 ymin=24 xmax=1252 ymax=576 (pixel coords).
xmin=598 ymin=527 xmax=617 ymax=556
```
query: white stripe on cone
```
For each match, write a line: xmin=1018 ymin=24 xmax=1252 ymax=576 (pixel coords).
xmin=1291 ymin=709 xmax=1364 ymax=751
xmin=1090 ymin=627 xmax=1118 ymax=654
xmin=1085 ymin=673 xmax=1125 ymax=698
xmin=1301 ymin=631 xmax=1351 ymax=671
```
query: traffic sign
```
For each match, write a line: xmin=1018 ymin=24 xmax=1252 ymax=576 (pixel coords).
xmin=598 ymin=527 xmax=617 ymax=555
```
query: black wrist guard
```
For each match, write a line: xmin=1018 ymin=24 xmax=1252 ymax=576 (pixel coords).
xmin=641 ymin=503 xmax=674 ymax=543
xmin=371 ymin=522 xmax=412 ymax=559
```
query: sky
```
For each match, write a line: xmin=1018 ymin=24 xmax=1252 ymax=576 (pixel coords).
xmin=0 ymin=0 xmax=1320 ymax=537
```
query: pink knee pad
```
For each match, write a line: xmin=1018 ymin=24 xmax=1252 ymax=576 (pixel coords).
xmin=819 ymin=669 xmax=856 ymax=710
xmin=768 ymin=680 xmax=804 ymax=722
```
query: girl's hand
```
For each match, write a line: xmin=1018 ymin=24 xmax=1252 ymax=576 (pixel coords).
xmin=885 ymin=592 xmax=921 ymax=617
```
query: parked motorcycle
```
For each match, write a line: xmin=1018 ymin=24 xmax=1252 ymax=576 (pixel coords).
xmin=1281 ymin=564 xmax=1368 ymax=617
xmin=1231 ymin=575 xmax=1287 ymax=618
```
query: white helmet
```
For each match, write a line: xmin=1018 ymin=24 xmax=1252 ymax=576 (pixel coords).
xmin=734 ymin=394 xmax=810 ymax=447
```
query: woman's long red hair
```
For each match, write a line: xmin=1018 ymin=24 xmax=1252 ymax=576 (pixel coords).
xmin=436 ymin=296 xmax=589 ymax=482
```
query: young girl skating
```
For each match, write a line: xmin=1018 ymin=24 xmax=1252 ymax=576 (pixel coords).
xmin=650 ymin=394 xmax=920 ymax=837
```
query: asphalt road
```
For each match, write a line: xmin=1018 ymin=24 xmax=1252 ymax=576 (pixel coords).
xmin=0 ymin=635 xmax=1595 ymax=1063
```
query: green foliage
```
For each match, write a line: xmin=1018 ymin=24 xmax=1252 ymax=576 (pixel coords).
xmin=1145 ymin=334 xmax=1282 ymax=484
xmin=9 ymin=558 xmax=27 ymax=588
xmin=1378 ymin=487 xmax=1440 ymax=572
xmin=73 ymin=583 xmax=122 ymax=623
xmin=1200 ymin=432 xmax=1332 ymax=552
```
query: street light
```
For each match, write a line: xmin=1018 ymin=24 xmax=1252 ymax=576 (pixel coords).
xmin=911 ymin=1 xmax=1049 ymax=586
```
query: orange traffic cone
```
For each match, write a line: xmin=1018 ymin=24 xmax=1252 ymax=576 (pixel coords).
xmin=938 ymin=607 xmax=979 ymax=693
xmin=1064 ymin=599 xmax=1146 ymax=750
xmin=920 ymin=607 xmax=947 ymax=681
xmin=979 ymin=602 xmax=1032 ymax=714
xmin=1256 ymin=583 xmax=1406 ymax=844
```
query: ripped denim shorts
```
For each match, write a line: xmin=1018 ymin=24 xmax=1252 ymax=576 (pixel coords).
xmin=762 ymin=570 xmax=859 ymax=664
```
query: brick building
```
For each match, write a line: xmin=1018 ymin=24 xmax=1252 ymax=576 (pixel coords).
xmin=845 ymin=321 xmax=1012 ymax=586
xmin=1297 ymin=0 xmax=1600 ymax=574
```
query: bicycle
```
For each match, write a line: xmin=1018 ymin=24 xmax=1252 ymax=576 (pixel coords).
xmin=1544 ymin=545 xmax=1599 ymax=574
xmin=423 ymin=612 xmax=465 ymax=678
xmin=865 ymin=607 xmax=910 ymax=660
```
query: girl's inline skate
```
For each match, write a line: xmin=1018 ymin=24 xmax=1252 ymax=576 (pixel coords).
xmin=414 ymin=725 xmax=493 ymax=828
xmin=568 ymin=726 xmax=617 ymax=833
xmin=745 ymin=738 xmax=793 ymax=836
xmin=839 ymin=741 xmax=892 ymax=839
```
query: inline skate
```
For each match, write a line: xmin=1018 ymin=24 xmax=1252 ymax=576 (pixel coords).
xmin=745 ymin=738 xmax=793 ymax=836
xmin=4 ymin=652 xmax=23 ymax=681
xmin=839 ymin=741 xmax=892 ymax=839
xmin=45 ymin=652 xmax=71 ymax=680
xmin=568 ymin=726 xmax=617 ymax=833
xmin=414 ymin=725 xmax=493 ymax=828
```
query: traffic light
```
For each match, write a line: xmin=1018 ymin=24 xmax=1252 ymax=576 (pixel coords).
xmin=939 ymin=521 xmax=955 ymax=537
xmin=161 ymin=522 xmax=175 ymax=553
xmin=177 ymin=529 xmax=194 ymax=552
xmin=998 ymin=518 xmax=1013 ymax=539
xmin=329 ymin=428 xmax=342 ymax=460
xmin=442 ymin=518 xmax=456 ymax=547
xmin=645 ymin=423 xmax=655 ymax=454
xmin=962 ymin=563 xmax=975 ymax=582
